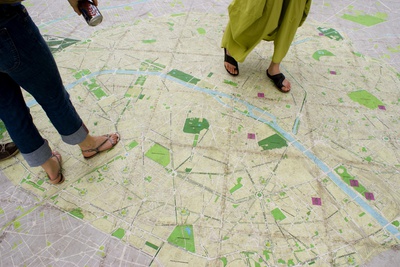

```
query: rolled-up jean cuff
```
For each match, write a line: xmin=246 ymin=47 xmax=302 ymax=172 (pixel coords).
xmin=22 ymin=139 xmax=52 ymax=167
xmin=61 ymin=123 xmax=89 ymax=145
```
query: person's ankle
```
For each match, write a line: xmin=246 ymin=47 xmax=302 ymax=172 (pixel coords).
xmin=42 ymin=154 xmax=60 ymax=179
xmin=269 ymin=61 xmax=281 ymax=72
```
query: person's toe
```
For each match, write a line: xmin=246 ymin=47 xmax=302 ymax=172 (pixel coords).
xmin=225 ymin=62 xmax=237 ymax=75
xmin=283 ymin=79 xmax=291 ymax=91
xmin=109 ymin=133 xmax=120 ymax=145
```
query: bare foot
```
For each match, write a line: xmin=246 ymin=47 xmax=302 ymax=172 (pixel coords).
xmin=80 ymin=133 xmax=120 ymax=159
xmin=42 ymin=151 xmax=64 ymax=184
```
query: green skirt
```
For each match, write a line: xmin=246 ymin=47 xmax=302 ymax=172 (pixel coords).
xmin=221 ymin=0 xmax=312 ymax=63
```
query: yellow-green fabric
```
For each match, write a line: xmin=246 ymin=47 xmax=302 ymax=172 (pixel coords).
xmin=221 ymin=0 xmax=312 ymax=63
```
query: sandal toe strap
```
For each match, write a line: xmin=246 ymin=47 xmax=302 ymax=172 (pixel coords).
xmin=82 ymin=134 xmax=111 ymax=153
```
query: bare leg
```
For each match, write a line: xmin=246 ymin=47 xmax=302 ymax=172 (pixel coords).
xmin=267 ymin=62 xmax=291 ymax=92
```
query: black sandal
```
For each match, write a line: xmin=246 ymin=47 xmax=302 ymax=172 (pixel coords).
xmin=224 ymin=48 xmax=239 ymax=76
xmin=267 ymin=70 xmax=290 ymax=93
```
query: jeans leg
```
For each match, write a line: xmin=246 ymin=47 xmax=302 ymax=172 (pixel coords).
xmin=0 ymin=4 xmax=89 ymax=166
xmin=0 ymin=73 xmax=52 ymax=166
xmin=0 ymin=5 xmax=88 ymax=148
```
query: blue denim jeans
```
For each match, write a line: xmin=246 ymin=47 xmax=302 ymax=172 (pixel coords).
xmin=0 ymin=4 xmax=88 ymax=167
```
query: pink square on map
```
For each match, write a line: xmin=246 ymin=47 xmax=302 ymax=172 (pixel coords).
xmin=350 ymin=180 xmax=359 ymax=187
xmin=365 ymin=192 xmax=375 ymax=200
xmin=378 ymin=105 xmax=386 ymax=110
xmin=258 ymin=93 xmax=265 ymax=98
xmin=247 ymin=133 xmax=256 ymax=140
xmin=319 ymin=33 xmax=324 ymax=36
xmin=312 ymin=197 xmax=322 ymax=206
xmin=330 ymin=70 xmax=337 ymax=75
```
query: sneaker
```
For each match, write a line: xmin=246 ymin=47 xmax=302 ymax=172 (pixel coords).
xmin=0 ymin=142 xmax=19 ymax=161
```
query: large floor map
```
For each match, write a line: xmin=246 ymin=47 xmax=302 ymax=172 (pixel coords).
xmin=1 ymin=1 xmax=399 ymax=266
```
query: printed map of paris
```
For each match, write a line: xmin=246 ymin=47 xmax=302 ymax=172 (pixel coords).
xmin=1 ymin=0 xmax=399 ymax=266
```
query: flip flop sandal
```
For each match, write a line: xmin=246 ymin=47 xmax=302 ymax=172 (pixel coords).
xmin=267 ymin=70 xmax=290 ymax=93
xmin=82 ymin=132 xmax=120 ymax=159
xmin=47 ymin=151 xmax=65 ymax=185
xmin=224 ymin=48 xmax=239 ymax=76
